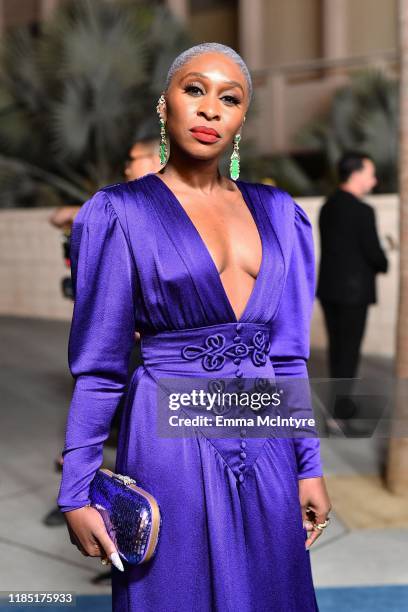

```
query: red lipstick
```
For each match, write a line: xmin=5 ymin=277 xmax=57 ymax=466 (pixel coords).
xmin=190 ymin=125 xmax=221 ymax=143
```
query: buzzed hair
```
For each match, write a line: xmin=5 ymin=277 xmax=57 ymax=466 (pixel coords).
xmin=164 ymin=42 xmax=253 ymax=105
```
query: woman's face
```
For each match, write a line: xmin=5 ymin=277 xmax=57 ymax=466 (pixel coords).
xmin=161 ymin=52 xmax=250 ymax=162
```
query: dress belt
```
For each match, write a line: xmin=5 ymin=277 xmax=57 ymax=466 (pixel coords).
xmin=140 ymin=321 xmax=272 ymax=375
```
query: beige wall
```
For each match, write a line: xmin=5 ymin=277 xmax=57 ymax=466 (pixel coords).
xmin=0 ymin=195 xmax=399 ymax=359
xmin=260 ymin=0 xmax=396 ymax=67
xmin=239 ymin=0 xmax=398 ymax=154
xmin=246 ymin=70 xmax=351 ymax=154
xmin=189 ymin=6 xmax=238 ymax=49
xmin=0 ymin=208 xmax=73 ymax=320
xmin=263 ymin=0 xmax=321 ymax=67
xmin=345 ymin=0 xmax=397 ymax=56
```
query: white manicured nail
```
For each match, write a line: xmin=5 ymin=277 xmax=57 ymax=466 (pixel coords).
xmin=110 ymin=551 xmax=124 ymax=572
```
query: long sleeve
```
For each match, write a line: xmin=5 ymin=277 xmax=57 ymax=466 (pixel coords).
xmin=57 ymin=190 xmax=137 ymax=512
xmin=269 ymin=198 xmax=323 ymax=480
xmin=360 ymin=206 xmax=388 ymax=273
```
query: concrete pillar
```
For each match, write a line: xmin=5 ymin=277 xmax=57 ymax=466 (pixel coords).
xmin=238 ymin=0 xmax=264 ymax=71
xmin=269 ymin=73 xmax=286 ymax=152
xmin=166 ymin=0 xmax=189 ymax=24
xmin=322 ymin=0 xmax=347 ymax=61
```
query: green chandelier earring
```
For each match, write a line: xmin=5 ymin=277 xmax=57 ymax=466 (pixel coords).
xmin=156 ymin=94 xmax=168 ymax=165
xmin=229 ymin=133 xmax=241 ymax=181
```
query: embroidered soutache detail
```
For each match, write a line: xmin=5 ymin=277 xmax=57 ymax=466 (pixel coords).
xmin=181 ymin=331 xmax=271 ymax=372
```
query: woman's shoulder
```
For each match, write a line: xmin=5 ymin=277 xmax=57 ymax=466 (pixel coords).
xmin=97 ymin=174 xmax=166 ymax=211
xmin=73 ymin=180 xmax=141 ymax=239
xmin=74 ymin=188 xmax=116 ymax=228
xmin=240 ymin=179 xmax=311 ymax=228
xmin=97 ymin=178 xmax=140 ymax=203
xmin=78 ymin=177 xmax=152 ymax=224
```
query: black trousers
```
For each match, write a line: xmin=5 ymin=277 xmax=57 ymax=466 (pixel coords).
xmin=319 ymin=299 xmax=370 ymax=422
xmin=319 ymin=299 xmax=369 ymax=379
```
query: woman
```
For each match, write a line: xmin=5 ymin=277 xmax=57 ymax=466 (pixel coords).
xmin=57 ymin=42 xmax=331 ymax=611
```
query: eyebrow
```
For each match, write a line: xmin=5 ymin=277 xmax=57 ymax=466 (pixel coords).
xmin=181 ymin=71 xmax=244 ymax=94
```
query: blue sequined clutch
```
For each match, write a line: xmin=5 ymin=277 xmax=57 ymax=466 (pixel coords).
xmin=88 ymin=468 xmax=162 ymax=565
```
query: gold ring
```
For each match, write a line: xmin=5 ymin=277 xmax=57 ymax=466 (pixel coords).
xmin=101 ymin=558 xmax=109 ymax=565
xmin=313 ymin=518 xmax=330 ymax=531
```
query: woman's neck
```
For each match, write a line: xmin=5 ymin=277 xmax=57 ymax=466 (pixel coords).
xmin=159 ymin=147 xmax=226 ymax=194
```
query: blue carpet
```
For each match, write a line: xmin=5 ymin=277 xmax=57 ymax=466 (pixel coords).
xmin=0 ymin=586 xmax=407 ymax=611
xmin=316 ymin=585 xmax=408 ymax=612
xmin=0 ymin=595 xmax=111 ymax=611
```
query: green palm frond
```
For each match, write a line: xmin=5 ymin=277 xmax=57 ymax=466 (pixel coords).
xmin=294 ymin=68 xmax=398 ymax=194
xmin=0 ymin=0 xmax=191 ymax=208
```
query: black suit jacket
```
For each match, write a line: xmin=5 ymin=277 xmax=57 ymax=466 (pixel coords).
xmin=316 ymin=188 xmax=388 ymax=305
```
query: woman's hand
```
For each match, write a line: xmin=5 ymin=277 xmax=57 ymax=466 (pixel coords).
xmin=299 ymin=476 xmax=332 ymax=550
xmin=63 ymin=506 xmax=124 ymax=571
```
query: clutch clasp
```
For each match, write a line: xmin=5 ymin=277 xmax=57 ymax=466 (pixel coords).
xmin=114 ymin=473 xmax=137 ymax=486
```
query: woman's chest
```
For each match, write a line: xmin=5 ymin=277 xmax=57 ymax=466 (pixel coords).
xmin=171 ymin=190 xmax=263 ymax=279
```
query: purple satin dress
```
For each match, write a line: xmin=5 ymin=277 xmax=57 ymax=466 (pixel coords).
xmin=57 ymin=172 xmax=323 ymax=611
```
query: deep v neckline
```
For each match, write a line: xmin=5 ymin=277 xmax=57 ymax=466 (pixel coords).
xmin=149 ymin=172 xmax=266 ymax=323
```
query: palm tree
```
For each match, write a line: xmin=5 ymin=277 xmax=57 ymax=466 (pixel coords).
xmin=0 ymin=0 xmax=190 ymax=208
xmin=245 ymin=69 xmax=399 ymax=196
xmin=385 ymin=0 xmax=408 ymax=496
xmin=296 ymin=69 xmax=399 ymax=194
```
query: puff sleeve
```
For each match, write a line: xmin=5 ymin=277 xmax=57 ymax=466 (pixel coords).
xmin=269 ymin=198 xmax=323 ymax=480
xmin=56 ymin=190 xmax=137 ymax=512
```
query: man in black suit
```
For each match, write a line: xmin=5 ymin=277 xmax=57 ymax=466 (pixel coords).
xmin=316 ymin=152 xmax=388 ymax=426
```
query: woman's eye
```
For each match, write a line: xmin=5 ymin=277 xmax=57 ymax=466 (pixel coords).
xmin=184 ymin=85 xmax=203 ymax=96
xmin=184 ymin=85 xmax=240 ymax=105
xmin=222 ymin=95 xmax=240 ymax=105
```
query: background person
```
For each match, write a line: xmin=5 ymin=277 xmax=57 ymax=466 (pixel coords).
xmin=316 ymin=151 xmax=389 ymax=431
xmin=49 ymin=133 xmax=160 ymax=231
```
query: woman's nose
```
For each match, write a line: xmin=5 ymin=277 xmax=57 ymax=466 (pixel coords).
xmin=197 ymin=100 xmax=220 ymax=120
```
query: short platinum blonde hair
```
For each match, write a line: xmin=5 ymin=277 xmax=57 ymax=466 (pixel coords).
xmin=164 ymin=42 xmax=253 ymax=105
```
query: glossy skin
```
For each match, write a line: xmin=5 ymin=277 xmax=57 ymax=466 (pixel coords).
xmin=65 ymin=51 xmax=331 ymax=564
xmin=154 ymin=52 xmax=259 ymax=325
xmin=340 ymin=158 xmax=378 ymax=199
